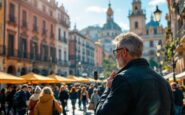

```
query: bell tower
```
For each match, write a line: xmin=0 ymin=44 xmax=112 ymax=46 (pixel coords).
xmin=129 ymin=0 xmax=146 ymax=35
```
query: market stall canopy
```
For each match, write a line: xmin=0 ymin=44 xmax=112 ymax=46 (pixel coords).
xmin=0 ymin=72 xmax=26 ymax=84
xmin=88 ymin=78 xmax=95 ymax=82
xmin=20 ymin=72 xmax=56 ymax=84
xmin=67 ymin=75 xmax=81 ymax=82
xmin=78 ymin=77 xmax=90 ymax=83
xmin=48 ymin=74 xmax=75 ymax=83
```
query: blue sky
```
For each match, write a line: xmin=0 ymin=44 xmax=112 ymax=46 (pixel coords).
xmin=56 ymin=0 xmax=168 ymax=31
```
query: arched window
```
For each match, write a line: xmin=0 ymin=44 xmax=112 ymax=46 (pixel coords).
xmin=135 ymin=21 xmax=138 ymax=29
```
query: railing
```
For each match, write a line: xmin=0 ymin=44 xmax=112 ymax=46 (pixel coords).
xmin=59 ymin=19 xmax=70 ymax=28
xmin=22 ymin=20 xmax=27 ymax=28
xmin=57 ymin=59 xmax=69 ymax=67
xmin=50 ymin=32 xmax=54 ymax=38
xmin=9 ymin=15 xmax=16 ymax=24
xmin=42 ymin=29 xmax=47 ymax=36
xmin=32 ymin=25 xmax=38 ymax=32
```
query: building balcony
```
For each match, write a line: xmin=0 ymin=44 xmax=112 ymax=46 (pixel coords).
xmin=59 ymin=20 xmax=70 ymax=28
xmin=50 ymin=32 xmax=54 ymax=39
xmin=57 ymin=59 xmax=69 ymax=67
xmin=18 ymin=50 xmax=27 ymax=59
xmin=42 ymin=29 xmax=47 ymax=37
xmin=32 ymin=25 xmax=38 ymax=33
xmin=8 ymin=15 xmax=16 ymax=25
xmin=22 ymin=21 xmax=27 ymax=29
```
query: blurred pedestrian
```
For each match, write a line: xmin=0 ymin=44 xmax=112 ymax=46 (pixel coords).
xmin=59 ymin=85 xmax=69 ymax=115
xmin=96 ymin=32 xmax=175 ymax=115
xmin=0 ymin=88 xmax=6 ymax=115
xmin=171 ymin=83 xmax=184 ymax=115
xmin=28 ymin=86 xmax=41 ymax=115
xmin=13 ymin=84 xmax=28 ymax=115
xmin=90 ymin=89 xmax=100 ymax=113
xmin=70 ymin=87 xmax=78 ymax=115
xmin=80 ymin=87 xmax=89 ymax=114
xmin=34 ymin=86 xmax=62 ymax=115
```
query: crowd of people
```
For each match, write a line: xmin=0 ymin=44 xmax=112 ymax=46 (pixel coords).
xmin=0 ymin=83 xmax=105 ymax=115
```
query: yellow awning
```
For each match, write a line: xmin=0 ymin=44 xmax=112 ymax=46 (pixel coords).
xmin=0 ymin=72 xmax=26 ymax=84
xmin=20 ymin=72 xmax=56 ymax=84
xmin=48 ymin=74 xmax=75 ymax=83
xmin=88 ymin=78 xmax=95 ymax=82
xmin=78 ymin=77 xmax=90 ymax=83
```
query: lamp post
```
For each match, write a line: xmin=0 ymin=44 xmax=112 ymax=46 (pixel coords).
xmin=156 ymin=44 xmax=163 ymax=76
xmin=154 ymin=5 xmax=162 ymax=22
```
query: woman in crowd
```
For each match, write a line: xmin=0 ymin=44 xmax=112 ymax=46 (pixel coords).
xmin=90 ymin=89 xmax=100 ymax=113
xmin=59 ymin=85 xmax=69 ymax=115
xmin=0 ymin=88 xmax=6 ymax=115
xmin=28 ymin=86 xmax=42 ymax=115
xmin=70 ymin=86 xmax=78 ymax=115
xmin=80 ymin=87 xmax=89 ymax=114
xmin=34 ymin=86 xmax=62 ymax=115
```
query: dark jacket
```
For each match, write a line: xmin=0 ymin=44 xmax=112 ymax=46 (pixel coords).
xmin=59 ymin=90 xmax=69 ymax=102
xmin=96 ymin=58 xmax=175 ymax=115
xmin=173 ymin=88 xmax=184 ymax=106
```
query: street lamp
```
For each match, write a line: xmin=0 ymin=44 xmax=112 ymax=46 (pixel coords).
xmin=154 ymin=5 xmax=162 ymax=22
xmin=156 ymin=44 xmax=163 ymax=76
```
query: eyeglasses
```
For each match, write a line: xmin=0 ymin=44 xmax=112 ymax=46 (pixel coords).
xmin=113 ymin=47 xmax=128 ymax=56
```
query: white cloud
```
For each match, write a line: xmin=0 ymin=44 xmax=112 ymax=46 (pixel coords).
xmin=86 ymin=6 xmax=106 ymax=13
xmin=148 ymin=0 xmax=166 ymax=6
xmin=118 ymin=22 xmax=129 ymax=30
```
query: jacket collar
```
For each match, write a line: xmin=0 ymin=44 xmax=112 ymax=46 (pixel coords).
xmin=117 ymin=58 xmax=149 ymax=74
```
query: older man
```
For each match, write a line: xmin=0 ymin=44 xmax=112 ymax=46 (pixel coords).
xmin=96 ymin=32 xmax=175 ymax=115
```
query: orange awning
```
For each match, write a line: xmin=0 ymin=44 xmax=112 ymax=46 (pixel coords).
xmin=20 ymin=72 xmax=56 ymax=84
xmin=0 ymin=72 xmax=26 ymax=84
xmin=48 ymin=74 xmax=75 ymax=83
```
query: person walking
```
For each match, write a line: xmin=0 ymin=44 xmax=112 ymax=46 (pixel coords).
xmin=28 ymin=86 xmax=42 ymax=115
xmin=13 ymin=84 xmax=29 ymax=115
xmin=90 ymin=89 xmax=100 ymax=113
xmin=69 ymin=87 xmax=78 ymax=115
xmin=96 ymin=32 xmax=175 ymax=115
xmin=34 ymin=87 xmax=62 ymax=115
xmin=0 ymin=88 xmax=6 ymax=115
xmin=59 ymin=85 xmax=69 ymax=115
xmin=171 ymin=83 xmax=184 ymax=115
xmin=80 ymin=87 xmax=89 ymax=115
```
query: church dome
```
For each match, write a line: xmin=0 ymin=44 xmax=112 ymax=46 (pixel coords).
xmin=146 ymin=15 xmax=159 ymax=28
xmin=102 ymin=21 xmax=122 ymax=31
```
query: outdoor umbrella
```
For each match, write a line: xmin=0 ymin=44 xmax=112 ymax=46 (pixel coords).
xmin=20 ymin=72 xmax=56 ymax=84
xmin=48 ymin=74 xmax=75 ymax=83
xmin=0 ymin=72 xmax=26 ymax=84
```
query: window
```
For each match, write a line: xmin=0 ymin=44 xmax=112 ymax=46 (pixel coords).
xmin=58 ymin=28 xmax=61 ymax=40
xmin=8 ymin=34 xmax=14 ymax=56
xmin=50 ymin=10 xmax=53 ymax=16
xmin=59 ymin=49 xmax=61 ymax=60
xmin=150 ymin=41 xmax=154 ymax=47
xmin=33 ymin=16 xmax=37 ymax=31
xmin=146 ymin=29 xmax=149 ymax=35
xmin=42 ymin=20 xmax=46 ymax=34
xmin=9 ymin=3 xmax=15 ymax=22
xmin=50 ymin=24 xmax=54 ymax=38
xmin=22 ymin=10 xmax=27 ymax=27
xmin=0 ymin=0 xmax=2 ymax=7
xmin=135 ymin=21 xmax=138 ymax=29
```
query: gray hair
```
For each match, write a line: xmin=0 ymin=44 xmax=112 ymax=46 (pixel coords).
xmin=115 ymin=32 xmax=143 ymax=57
